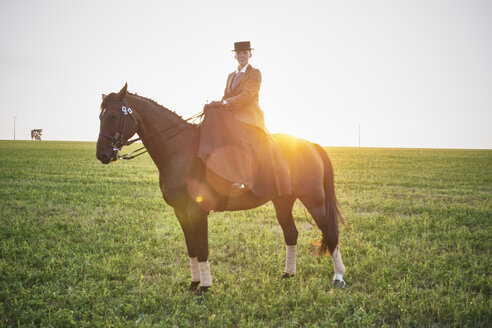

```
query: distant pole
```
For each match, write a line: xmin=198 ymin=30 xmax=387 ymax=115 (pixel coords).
xmin=12 ymin=116 xmax=17 ymax=141
xmin=358 ymin=125 xmax=360 ymax=147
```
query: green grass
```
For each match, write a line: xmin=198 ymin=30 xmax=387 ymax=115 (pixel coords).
xmin=1 ymin=140 xmax=490 ymax=327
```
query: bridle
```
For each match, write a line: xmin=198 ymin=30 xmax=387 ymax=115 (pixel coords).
xmin=99 ymin=99 xmax=203 ymax=160
xmin=99 ymin=99 xmax=136 ymax=146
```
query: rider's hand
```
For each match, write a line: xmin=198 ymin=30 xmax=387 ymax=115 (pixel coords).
xmin=209 ymin=100 xmax=223 ymax=107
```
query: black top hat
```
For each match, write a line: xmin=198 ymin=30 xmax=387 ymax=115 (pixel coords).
xmin=233 ymin=41 xmax=254 ymax=52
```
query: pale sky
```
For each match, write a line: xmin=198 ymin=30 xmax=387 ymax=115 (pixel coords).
xmin=0 ymin=0 xmax=491 ymax=148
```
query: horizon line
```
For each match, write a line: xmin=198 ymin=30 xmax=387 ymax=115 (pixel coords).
xmin=1 ymin=139 xmax=491 ymax=151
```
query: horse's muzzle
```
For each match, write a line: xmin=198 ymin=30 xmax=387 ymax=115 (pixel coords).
xmin=96 ymin=149 xmax=118 ymax=164
xmin=96 ymin=152 xmax=111 ymax=164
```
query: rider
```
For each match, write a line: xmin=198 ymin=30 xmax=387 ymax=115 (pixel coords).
xmin=206 ymin=41 xmax=266 ymax=131
xmin=198 ymin=41 xmax=291 ymax=197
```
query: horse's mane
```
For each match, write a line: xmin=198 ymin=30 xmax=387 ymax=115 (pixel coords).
xmin=128 ymin=92 xmax=191 ymax=124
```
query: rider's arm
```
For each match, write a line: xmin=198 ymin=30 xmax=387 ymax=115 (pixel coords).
xmin=222 ymin=69 xmax=261 ymax=110
xmin=222 ymin=73 xmax=234 ymax=101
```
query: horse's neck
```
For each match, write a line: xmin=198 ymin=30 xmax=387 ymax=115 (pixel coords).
xmin=126 ymin=94 xmax=195 ymax=167
xmin=127 ymin=94 xmax=185 ymax=135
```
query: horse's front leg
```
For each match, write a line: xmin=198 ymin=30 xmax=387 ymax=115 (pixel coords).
xmin=187 ymin=203 xmax=211 ymax=294
xmin=174 ymin=208 xmax=201 ymax=291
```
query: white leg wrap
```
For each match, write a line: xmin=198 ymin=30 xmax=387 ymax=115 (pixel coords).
xmin=334 ymin=273 xmax=344 ymax=281
xmin=189 ymin=257 xmax=200 ymax=282
xmin=332 ymin=245 xmax=345 ymax=276
xmin=199 ymin=261 xmax=212 ymax=287
xmin=284 ymin=245 xmax=297 ymax=275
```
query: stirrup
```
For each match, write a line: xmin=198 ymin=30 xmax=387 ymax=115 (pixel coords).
xmin=229 ymin=182 xmax=247 ymax=196
xmin=231 ymin=182 xmax=245 ymax=189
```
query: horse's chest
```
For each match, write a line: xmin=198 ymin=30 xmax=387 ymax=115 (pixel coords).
xmin=158 ymin=159 xmax=189 ymax=207
xmin=160 ymin=180 xmax=187 ymax=208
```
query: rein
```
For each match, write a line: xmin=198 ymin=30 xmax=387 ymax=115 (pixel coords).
xmin=99 ymin=100 xmax=204 ymax=160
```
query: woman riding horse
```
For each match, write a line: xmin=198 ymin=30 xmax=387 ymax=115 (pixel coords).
xmin=96 ymin=44 xmax=346 ymax=294
xmin=198 ymin=41 xmax=291 ymax=198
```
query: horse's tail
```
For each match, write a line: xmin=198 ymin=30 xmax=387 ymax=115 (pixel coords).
xmin=312 ymin=144 xmax=345 ymax=256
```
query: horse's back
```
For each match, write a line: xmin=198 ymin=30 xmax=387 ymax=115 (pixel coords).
xmin=272 ymin=134 xmax=325 ymax=198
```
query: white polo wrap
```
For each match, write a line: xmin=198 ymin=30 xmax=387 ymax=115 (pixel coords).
xmin=285 ymin=245 xmax=297 ymax=275
xmin=332 ymin=245 xmax=345 ymax=275
xmin=189 ymin=257 xmax=200 ymax=282
xmin=199 ymin=261 xmax=212 ymax=287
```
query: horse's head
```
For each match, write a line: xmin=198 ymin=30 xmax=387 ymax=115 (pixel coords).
xmin=96 ymin=83 xmax=138 ymax=164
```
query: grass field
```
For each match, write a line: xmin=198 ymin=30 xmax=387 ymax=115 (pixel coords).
xmin=0 ymin=140 xmax=490 ymax=327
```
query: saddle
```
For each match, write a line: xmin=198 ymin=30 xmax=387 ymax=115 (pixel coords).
xmin=196 ymin=106 xmax=291 ymax=198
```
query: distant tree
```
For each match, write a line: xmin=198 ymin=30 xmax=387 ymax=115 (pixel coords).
xmin=31 ymin=129 xmax=42 ymax=140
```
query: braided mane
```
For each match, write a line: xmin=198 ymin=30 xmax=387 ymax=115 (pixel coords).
xmin=128 ymin=92 xmax=188 ymax=123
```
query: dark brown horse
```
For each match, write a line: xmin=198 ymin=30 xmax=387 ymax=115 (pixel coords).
xmin=96 ymin=83 xmax=347 ymax=293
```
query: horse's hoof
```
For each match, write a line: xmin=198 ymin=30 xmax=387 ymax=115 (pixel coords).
xmin=189 ymin=281 xmax=200 ymax=291
xmin=277 ymin=272 xmax=294 ymax=281
xmin=333 ymin=279 xmax=346 ymax=289
xmin=194 ymin=286 xmax=210 ymax=295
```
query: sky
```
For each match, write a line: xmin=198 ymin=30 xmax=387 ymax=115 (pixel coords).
xmin=0 ymin=0 xmax=491 ymax=149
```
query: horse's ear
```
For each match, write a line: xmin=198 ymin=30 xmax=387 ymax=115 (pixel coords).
xmin=101 ymin=93 xmax=107 ymax=100
xmin=116 ymin=82 xmax=128 ymax=101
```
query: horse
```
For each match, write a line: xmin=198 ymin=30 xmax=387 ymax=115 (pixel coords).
xmin=96 ymin=83 xmax=347 ymax=294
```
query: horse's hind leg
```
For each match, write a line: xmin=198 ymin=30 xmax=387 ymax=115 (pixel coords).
xmin=331 ymin=244 xmax=346 ymax=288
xmin=273 ymin=196 xmax=298 ymax=277
xmin=299 ymin=195 xmax=346 ymax=288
